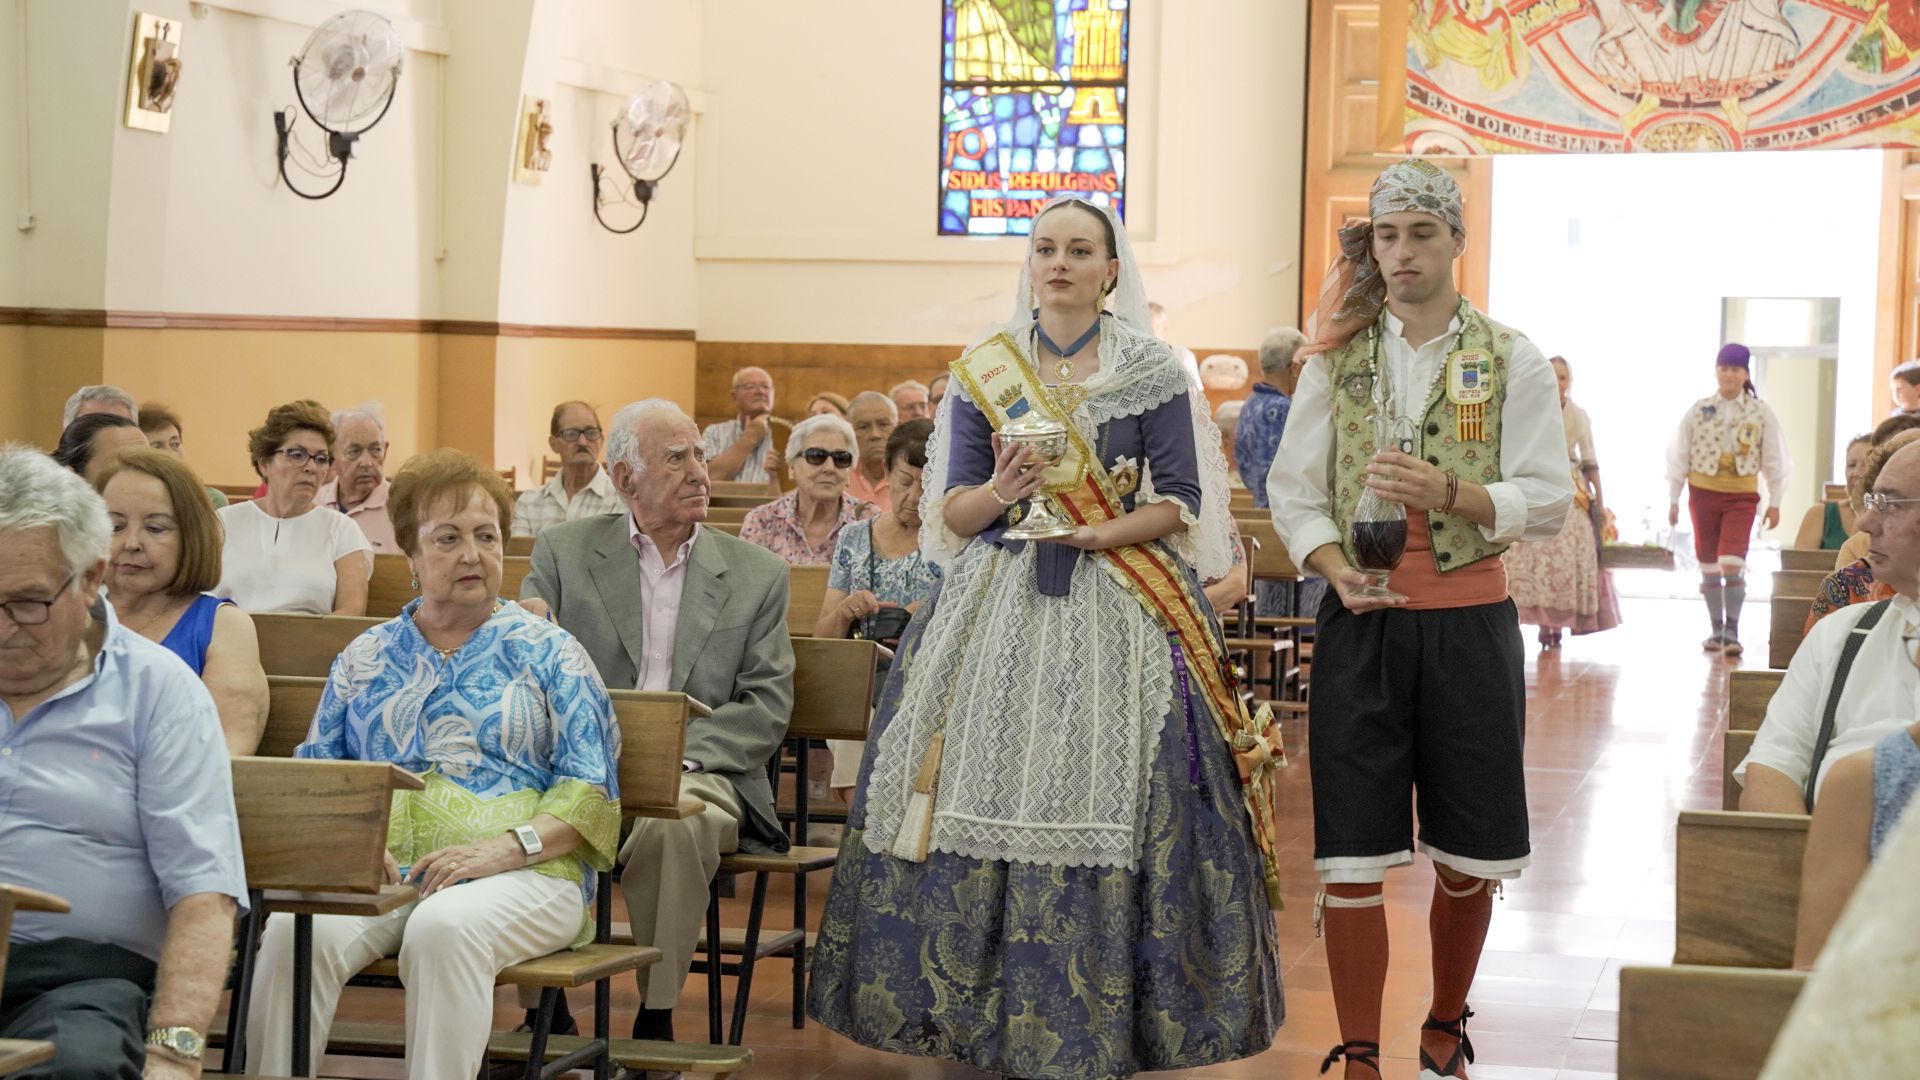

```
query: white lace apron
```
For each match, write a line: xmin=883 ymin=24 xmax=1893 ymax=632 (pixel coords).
xmin=864 ymin=321 xmax=1234 ymax=871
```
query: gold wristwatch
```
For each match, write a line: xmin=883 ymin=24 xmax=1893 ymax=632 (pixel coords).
xmin=146 ymin=1026 xmax=206 ymax=1061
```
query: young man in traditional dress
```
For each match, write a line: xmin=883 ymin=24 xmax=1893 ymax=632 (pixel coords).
xmin=1665 ymin=344 xmax=1790 ymax=656
xmin=1269 ymin=159 xmax=1573 ymax=1079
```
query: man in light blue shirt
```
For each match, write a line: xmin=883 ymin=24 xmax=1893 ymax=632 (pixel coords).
xmin=0 ymin=446 xmax=246 ymax=1080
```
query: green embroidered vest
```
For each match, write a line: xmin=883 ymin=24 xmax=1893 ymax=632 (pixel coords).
xmin=1327 ymin=304 xmax=1525 ymax=573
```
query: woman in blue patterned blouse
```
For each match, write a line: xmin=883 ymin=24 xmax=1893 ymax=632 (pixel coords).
xmin=244 ymin=450 xmax=621 ymax=1079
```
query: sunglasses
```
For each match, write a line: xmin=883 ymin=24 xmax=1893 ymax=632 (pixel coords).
xmin=799 ymin=448 xmax=854 ymax=468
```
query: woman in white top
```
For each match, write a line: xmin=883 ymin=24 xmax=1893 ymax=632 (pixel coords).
xmin=214 ymin=400 xmax=372 ymax=615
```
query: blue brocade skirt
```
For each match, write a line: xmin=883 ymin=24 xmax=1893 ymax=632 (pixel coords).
xmin=806 ymin=578 xmax=1285 ymax=1078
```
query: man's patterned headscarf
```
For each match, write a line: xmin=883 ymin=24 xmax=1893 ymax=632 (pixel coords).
xmin=1299 ymin=159 xmax=1465 ymax=359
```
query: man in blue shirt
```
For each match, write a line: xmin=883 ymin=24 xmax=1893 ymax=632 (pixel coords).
xmin=0 ymin=446 xmax=246 ymax=1080
xmin=1234 ymin=326 xmax=1308 ymax=505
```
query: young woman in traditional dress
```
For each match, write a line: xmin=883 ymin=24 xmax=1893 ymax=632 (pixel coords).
xmin=807 ymin=197 xmax=1284 ymax=1078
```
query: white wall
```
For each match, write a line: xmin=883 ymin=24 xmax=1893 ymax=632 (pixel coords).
xmin=493 ymin=0 xmax=703 ymax=329
xmin=0 ymin=0 xmax=26 ymax=306
xmin=104 ymin=0 xmax=445 ymax=317
xmin=693 ymin=0 xmax=1308 ymax=350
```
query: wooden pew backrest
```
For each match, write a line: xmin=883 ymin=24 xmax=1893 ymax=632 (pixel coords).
xmin=786 ymin=564 xmax=831 ymax=635
xmin=263 ymin=676 xmax=328 ymax=757
xmin=1617 ymin=965 xmax=1804 ymax=1080
xmin=790 ymin=637 xmax=880 ymax=741
xmin=231 ymin=757 xmax=418 ymax=893
xmin=368 ymin=554 xmax=531 ymax=619
xmin=1675 ymin=809 xmax=1808 ymax=968
xmin=1768 ymin=568 xmax=1824 ymax=670
xmin=1727 ymin=670 xmax=1784 ymax=733
xmin=254 ymin=613 xmax=381 ymax=678
xmin=507 ymin=536 xmax=534 ymax=557
xmin=1722 ymin=730 xmax=1757 ymax=811
xmin=1780 ymin=548 xmax=1836 ymax=573
xmin=1236 ymin=516 xmax=1299 ymax=580
xmin=608 ymin=690 xmax=705 ymax=819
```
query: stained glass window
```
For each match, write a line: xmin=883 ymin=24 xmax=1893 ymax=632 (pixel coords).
xmin=939 ymin=0 xmax=1129 ymax=236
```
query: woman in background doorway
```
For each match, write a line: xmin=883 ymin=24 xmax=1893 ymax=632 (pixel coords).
xmin=1505 ymin=356 xmax=1620 ymax=647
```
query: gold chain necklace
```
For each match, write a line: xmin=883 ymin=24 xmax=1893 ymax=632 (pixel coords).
xmin=429 ymin=601 xmax=504 ymax=662
xmin=124 ymin=596 xmax=184 ymax=637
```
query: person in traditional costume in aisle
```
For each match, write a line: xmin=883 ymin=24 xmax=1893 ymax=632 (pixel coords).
xmin=1665 ymin=343 xmax=1790 ymax=657
xmin=1269 ymin=159 xmax=1573 ymax=1080
xmin=1504 ymin=355 xmax=1621 ymax=647
xmin=807 ymin=196 xmax=1285 ymax=1079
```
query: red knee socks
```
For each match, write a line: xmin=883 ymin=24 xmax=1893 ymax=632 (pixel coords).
xmin=1428 ymin=873 xmax=1494 ymax=1024
xmin=1320 ymin=884 xmax=1388 ymax=1069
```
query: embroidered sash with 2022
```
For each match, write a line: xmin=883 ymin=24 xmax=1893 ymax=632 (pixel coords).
xmin=948 ymin=333 xmax=1286 ymax=909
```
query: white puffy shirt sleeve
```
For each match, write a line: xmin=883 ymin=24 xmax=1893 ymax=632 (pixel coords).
xmin=1667 ymin=405 xmax=1696 ymax=503
xmin=1266 ymin=355 xmax=1342 ymax=572
xmin=1759 ymin=400 xmax=1792 ymax=510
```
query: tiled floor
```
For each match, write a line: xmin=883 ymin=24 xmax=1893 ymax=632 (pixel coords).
xmin=320 ymin=595 xmax=1757 ymax=1079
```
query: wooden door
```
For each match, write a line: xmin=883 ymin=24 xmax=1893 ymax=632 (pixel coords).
xmin=1302 ymin=1 xmax=1488 ymax=326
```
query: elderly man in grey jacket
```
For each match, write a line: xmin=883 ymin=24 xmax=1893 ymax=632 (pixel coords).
xmin=521 ymin=399 xmax=793 ymax=1049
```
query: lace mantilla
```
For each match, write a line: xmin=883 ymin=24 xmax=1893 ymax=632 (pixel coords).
xmin=863 ymin=541 xmax=1173 ymax=870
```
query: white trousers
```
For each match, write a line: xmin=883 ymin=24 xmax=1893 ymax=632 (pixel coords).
xmin=243 ymin=869 xmax=580 ymax=1079
xmin=620 ymin=771 xmax=742 ymax=1006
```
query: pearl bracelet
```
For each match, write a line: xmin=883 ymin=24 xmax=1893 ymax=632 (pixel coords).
xmin=986 ymin=480 xmax=1018 ymax=506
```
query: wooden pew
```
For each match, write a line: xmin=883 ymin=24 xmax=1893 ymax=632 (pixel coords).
xmin=1728 ymin=669 xmax=1785 ymax=733
xmin=709 ymin=481 xmax=768 ymax=501
xmin=1779 ymin=547 xmax=1837 ymax=573
xmin=696 ymin=637 xmax=882 ymax=1044
xmin=1722 ymin=669 xmax=1785 ymax=806
xmin=1768 ymin=569 xmax=1825 ymax=670
xmin=1722 ymin=730 xmax=1757 ymax=811
xmin=254 ymin=614 xmax=380 ymax=678
xmin=245 ymin=681 xmax=748 ymax=1076
xmin=1675 ymin=810 xmax=1808 ymax=969
xmin=221 ymin=756 xmax=423 ymax=1073
xmin=0 ymin=885 xmax=69 ymax=1076
xmin=507 ymin=536 xmax=534 ymax=557
xmin=1617 ymin=965 xmax=1804 ymax=1080
xmin=709 ymin=493 xmax=774 ymax=510
xmin=367 ymin=554 xmax=532 ymax=619
xmin=702 ymin=505 xmax=753 ymax=526
xmin=786 ymin=564 xmax=831 ymax=636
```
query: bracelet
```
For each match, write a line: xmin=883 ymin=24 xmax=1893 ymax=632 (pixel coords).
xmin=1440 ymin=470 xmax=1459 ymax=514
xmin=985 ymin=480 xmax=1018 ymax=506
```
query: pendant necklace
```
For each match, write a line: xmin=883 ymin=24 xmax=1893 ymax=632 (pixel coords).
xmin=1034 ymin=313 xmax=1103 ymax=382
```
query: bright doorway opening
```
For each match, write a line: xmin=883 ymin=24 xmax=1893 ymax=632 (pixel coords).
xmin=1487 ymin=149 xmax=1885 ymax=596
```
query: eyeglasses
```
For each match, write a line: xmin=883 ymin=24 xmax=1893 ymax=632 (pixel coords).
xmin=799 ymin=448 xmax=855 ymax=468
xmin=273 ymin=447 xmax=334 ymax=469
xmin=557 ymin=426 xmax=603 ymax=443
xmin=0 ymin=574 xmax=76 ymax=626
xmin=1862 ymin=491 xmax=1920 ymax=513
xmin=340 ymin=442 xmax=387 ymax=463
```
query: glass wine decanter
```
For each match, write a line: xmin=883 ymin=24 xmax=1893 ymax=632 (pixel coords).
xmin=1349 ymin=415 xmax=1413 ymax=600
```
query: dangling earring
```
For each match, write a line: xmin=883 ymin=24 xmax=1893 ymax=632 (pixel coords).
xmin=1029 ymin=283 xmax=1037 ymax=319
xmin=409 ymin=571 xmax=419 ymax=591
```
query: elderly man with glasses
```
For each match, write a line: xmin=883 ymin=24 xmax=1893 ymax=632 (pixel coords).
xmin=511 ymin=401 xmax=624 ymax=538
xmin=701 ymin=368 xmax=778 ymax=484
xmin=0 ymin=445 xmax=247 ymax=1080
xmin=1739 ymin=439 xmax=1920 ymax=815
xmin=317 ymin=401 xmax=397 ymax=553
